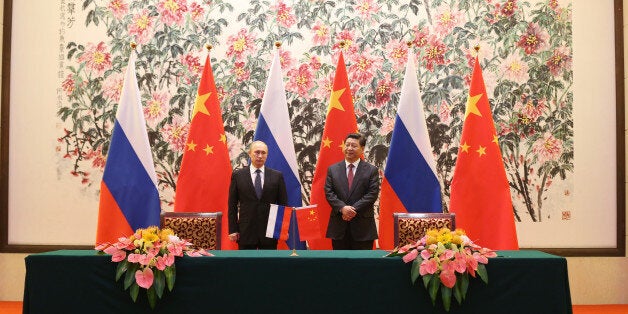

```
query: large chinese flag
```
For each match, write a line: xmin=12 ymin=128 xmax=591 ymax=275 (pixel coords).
xmin=174 ymin=52 xmax=236 ymax=250
xmin=449 ymin=56 xmax=519 ymax=250
xmin=308 ymin=52 xmax=358 ymax=250
xmin=96 ymin=51 xmax=160 ymax=244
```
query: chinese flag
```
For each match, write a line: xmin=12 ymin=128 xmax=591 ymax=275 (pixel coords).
xmin=295 ymin=205 xmax=322 ymax=241
xmin=308 ymin=52 xmax=358 ymax=250
xmin=174 ymin=52 xmax=236 ymax=250
xmin=449 ymin=55 xmax=519 ymax=250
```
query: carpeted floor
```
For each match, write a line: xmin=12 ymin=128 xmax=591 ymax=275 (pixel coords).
xmin=1 ymin=302 xmax=627 ymax=313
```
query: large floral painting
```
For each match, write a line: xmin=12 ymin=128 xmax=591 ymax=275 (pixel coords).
xmin=56 ymin=0 xmax=573 ymax=232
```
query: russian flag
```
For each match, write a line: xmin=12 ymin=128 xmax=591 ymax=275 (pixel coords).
xmin=378 ymin=56 xmax=443 ymax=250
xmin=96 ymin=51 xmax=161 ymax=244
xmin=254 ymin=50 xmax=306 ymax=249
xmin=266 ymin=204 xmax=293 ymax=240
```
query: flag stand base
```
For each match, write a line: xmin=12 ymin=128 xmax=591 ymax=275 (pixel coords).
xmin=290 ymin=249 xmax=299 ymax=256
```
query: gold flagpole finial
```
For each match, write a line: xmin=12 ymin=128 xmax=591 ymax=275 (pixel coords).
xmin=130 ymin=42 xmax=137 ymax=50
xmin=406 ymin=41 xmax=413 ymax=48
xmin=275 ymin=41 xmax=282 ymax=48
xmin=205 ymin=44 xmax=213 ymax=51
xmin=339 ymin=40 xmax=346 ymax=49
xmin=474 ymin=45 xmax=480 ymax=53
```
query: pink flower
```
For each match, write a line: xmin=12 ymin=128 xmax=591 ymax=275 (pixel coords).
xmin=420 ymin=249 xmax=433 ymax=260
xmin=162 ymin=117 xmax=189 ymax=152
xmin=111 ymin=250 xmax=127 ymax=262
xmin=127 ymin=253 xmax=142 ymax=263
xmin=158 ymin=0 xmax=188 ymax=26
xmin=312 ymin=21 xmax=330 ymax=46
xmin=95 ymin=243 xmax=109 ymax=251
xmin=226 ymin=29 xmax=257 ymax=62
xmin=439 ymin=249 xmax=455 ymax=261
xmin=473 ymin=252 xmax=489 ymax=264
xmin=272 ymin=1 xmax=296 ymax=29
xmin=386 ymin=40 xmax=409 ymax=71
xmin=180 ymin=53 xmax=203 ymax=83
xmin=465 ymin=254 xmax=479 ymax=276
xmin=156 ymin=255 xmax=167 ymax=270
xmin=189 ymin=2 xmax=205 ymax=22
xmin=501 ymin=53 xmax=529 ymax=84
xmin=439 ymin=269 xmax=457 ymax=288
xmin=278 ymin=49 xmax=294 ymax=71
xmin=453 ymin=252 xmax=467 ymax=273
xmin=135 ymin=267 xmax=154 ymax=289
xmin=139 ymin=253 xmax=155 ymax=266
xmin=375 ymin=75 xmax=395 ymax=106
xmin=286 ymin=64 xmax=314 ymax=97
xmin=108 ymin=0 xmax=129 ymax=20
xmin=128 ymin=9 xmax=155 ymax=45
xmin=402 ymin=249 xmax=419 ymax=263
xmin=433 ymin=5 xmax=464 ymax=36
xmin=532 ymin=132 xmax=563 ymax=164
xmin=231 ymin=62 xmax=251 ymax=82
xmin=332 ymin=30 xmax=359 ymax=59
xmin=412 ymin=26 xmax=430 ymax=48
xmin=61 ymin=74 xmax=75 ymax=96
xmin=546 ymin=46 xmax=572 ymax=77
xmin=517 ymin=22 xmax=549 ymax=55
xmin=78 ymin=42 xmax=112 ymax=77
xmin=349 ymin=48 xmax=382 ymax=86
xmin=309 ymin=55 xmax=321 ymax=71
xmin=315 ymin=73 xmax=334 ymax=100
xmin=144 ymin=91 xmax=170 ymax=128
xmin=419 ymin=258 xmax=439 ymax=276
xmin=102 ymin=73 xmax=125 ymax=101
xmin=354 ymin=0 xmax=380 ymax=21
xmin=422 ymin=36 xmax=448 ymax=71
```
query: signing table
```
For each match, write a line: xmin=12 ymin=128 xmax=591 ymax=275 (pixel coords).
xmin=23 ymin=250 xmax=572 ymax=314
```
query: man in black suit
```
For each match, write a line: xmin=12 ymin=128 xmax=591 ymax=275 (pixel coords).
xmin=325 ymin=133 xmax=380 ymax=250
xmin=228 ymin=140 xmax=288 ymax=249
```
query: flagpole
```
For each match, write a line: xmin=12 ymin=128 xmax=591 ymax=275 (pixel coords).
xmin=290 ymin=209 xmax=298 ymax=256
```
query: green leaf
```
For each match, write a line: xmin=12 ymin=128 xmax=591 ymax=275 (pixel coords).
xmin=453 ymin=280 xmax=463 ymax=305
xmin=153 ymin=270 xmax=165 ymax=299
xmin=129 ymin=283 xmax=139 ymax=302
xmin=410 ymin=259 xmax=421 ymax=284
xmin=115 ymin=261 xmax=129 ymax=281
xmin=164 ymin=265 xmax=176 ymax=291
xmin=422 ymin=273 xmax=432 ymax=289
xmin=477 ymin=264 xmax=489 ymax=284
xmin=147 ymin=287 xmax=157 ymax=309
xmin=428 ymin=276 xmax=440 ymax=306
xmin=460 ymin=273 xmax=470 ymax=301
xmin=124 ymin=263 xmax=139 ymax=290
xmin=441 ymin=285 xmax=452 ymax=312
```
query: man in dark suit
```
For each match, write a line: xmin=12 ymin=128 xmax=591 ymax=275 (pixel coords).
xmin=325 ymin=133 xmax=380 ymax=250
xmin=228 ymin=140 xmax=288 ymax=249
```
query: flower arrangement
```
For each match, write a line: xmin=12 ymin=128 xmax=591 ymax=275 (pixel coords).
xmin=387 ymin=228 xmax=497 ymax=311
xmin=95 ymin=226 xmax=212 ymax=309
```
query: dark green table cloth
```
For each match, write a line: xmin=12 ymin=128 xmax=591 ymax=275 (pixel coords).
xmin=23 ymin=250 xmax=571 ymax=314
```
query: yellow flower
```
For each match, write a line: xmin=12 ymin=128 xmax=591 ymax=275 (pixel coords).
xmin=452 ymin=235 xmax=463 ymax=245
xmin=159 ymin=228 xmax=175 ymax=241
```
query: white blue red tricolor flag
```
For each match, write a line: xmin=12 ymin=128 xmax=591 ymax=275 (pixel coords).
xmin=378 ymin=56 xmax=443 ymax=250
xmin=96 ymin=51 xmax=161 ymax=244
xmin=266 ymin=204 xmax=293 ymax=241
xmin=254 ymin=50 xmax=306 ymax=249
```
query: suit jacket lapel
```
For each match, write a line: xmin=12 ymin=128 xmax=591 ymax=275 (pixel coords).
xmin=244 ymin=166 xmax=259 ymax=198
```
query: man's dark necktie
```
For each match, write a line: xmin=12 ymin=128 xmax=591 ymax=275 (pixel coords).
xmin=254 ymin=169 xmax=262 ymax=199
xmin=348 ymin=164 xmax=354 ymax=189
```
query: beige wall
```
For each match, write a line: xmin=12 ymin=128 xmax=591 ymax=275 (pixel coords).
xmin=1 ymin=0 xmax=628 ymax=304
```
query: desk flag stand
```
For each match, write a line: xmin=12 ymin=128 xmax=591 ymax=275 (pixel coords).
xmin=290 ymin=209 xmax=299 ymax=256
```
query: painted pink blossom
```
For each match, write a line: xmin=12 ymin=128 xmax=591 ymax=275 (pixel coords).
xmin=349 ymin=48 xmax=382 ymax=86
xmin=315 ymin=73 xmax=334 ymax=100
xmin=278 ymin=49 xmax=294 ymax=71
xmin=386 ymin=40 xmax=409 ymax=71
xmin=226 ymin=29 xmax=257 ymax=62
xmin=333 ymin=30 xmax=359 ymax=59
xmin=517 ymin=22 xmax=549 ymax=55
xmin=61 ymin=74 xmax=75 ymax=96
xmin=308 ymin=55 xmax=321 ymax=71
xmin=433 ymin=5 xmax=464 ymax=36
xmin=180 ymin=53 xmax=203 ymax=83
xmin=157 ymin=0 xmax=188 ymax=26
xmin=241 ymin=113 xmax=257 ymax=132
xmin=532 ymin=132 xmax=563 ymax=164
xmin=422 ymin=36 xmax=448 ymax=71
xmin=144 ymin=92 xmax=170 ymax=128
xmin=231 ymin=62 xmax=251 ymax=82
xmin=128 ymin=9 xmax=155 ymax=45
xmin=514 ymin=96 xmax=546 ymax=123
xmin=374 ymin=74 xmax=395 ymax=106
xmin=108 ymin=0 xmax=129 ymax=20
xmin=354 ymin=0 xmax=380 ymax=21
xmin=437 ymin=101 xmax=452 ymax=124
xmin=412 ymin=26 xmax=430 ymax=48
xmin=189 ymin=2 xmax=205 ymax=22
xmin=85 ymin=147 xmax=106 ymax=169
xmin=78 ymin=42 xmax=112 ymax=77
xmin=162 ymin=118 xmax=189 ymax=152
xmin=286 ymin=64 xmax=314 ymax=97
xmin=135 ymin=267 xmax=154 ymax=289
xmin=546 ymin=46 xmax=572 ymax=77
xmin=501 ymin=53 xmax=529 ymax=84
xmin=272 ymin=1 xmax=296 ymax=29
xmin=102 ymin=73 xmax=125 ymax=102
xmin=311 ymin=21 xmax=330 ymax=46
